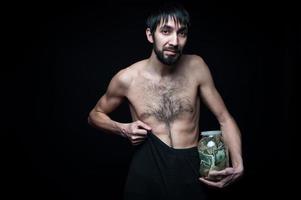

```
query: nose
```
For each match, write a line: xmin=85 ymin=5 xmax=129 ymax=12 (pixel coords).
xmin=169 ymin=33 xmax=179 ymax=47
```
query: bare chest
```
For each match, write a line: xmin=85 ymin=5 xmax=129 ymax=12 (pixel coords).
xmin=128 ymin=76 xmax=198 ymax=123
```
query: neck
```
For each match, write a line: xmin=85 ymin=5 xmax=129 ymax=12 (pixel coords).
xmin=147 ymin=51 xmax=176 ymax=77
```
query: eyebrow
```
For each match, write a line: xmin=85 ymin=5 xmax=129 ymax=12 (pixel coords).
xmin=159 ymin=25 xmax=188 ymax=32
xmin=178 ymin=27 xmax=188 ymax=32
xmin=160 ymin=25 xmax=173 ymax=30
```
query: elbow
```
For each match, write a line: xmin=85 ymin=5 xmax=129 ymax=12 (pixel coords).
xmin=217 ymin=111 xmax=233 ymax=126
xmin=87 ymin=110 xmax=96 ymax=126
xmin=87 ymin=108 xmax=108 ymax=130
xmin=87 ymin=115 xmax=92 ymax=126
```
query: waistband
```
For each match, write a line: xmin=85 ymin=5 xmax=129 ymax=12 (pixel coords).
xmin=148 ymin=132 xmax=198 ymax=156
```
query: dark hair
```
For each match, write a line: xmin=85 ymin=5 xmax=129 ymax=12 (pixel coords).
xmin=146 ymin=2 xmax=190 ymax=33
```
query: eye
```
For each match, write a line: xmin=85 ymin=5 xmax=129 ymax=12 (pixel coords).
xmin=161 ymin=29 xmax=170 ymax=35
xmin=178 ymin=31 xmax=187 ymax=37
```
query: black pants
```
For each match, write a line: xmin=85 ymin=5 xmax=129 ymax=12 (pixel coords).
xmin=124 ymin=133 xmax=208 ymax=200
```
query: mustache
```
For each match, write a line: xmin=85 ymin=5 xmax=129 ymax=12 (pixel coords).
xmin=164 ymin=47 xmax=180 ymax=53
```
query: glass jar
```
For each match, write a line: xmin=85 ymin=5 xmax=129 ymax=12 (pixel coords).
xmin=198 ymin=130 xmax=229 ymax=177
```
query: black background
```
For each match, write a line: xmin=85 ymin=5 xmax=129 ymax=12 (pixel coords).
xmin=7 ymin=0 xmax=297 ymax=199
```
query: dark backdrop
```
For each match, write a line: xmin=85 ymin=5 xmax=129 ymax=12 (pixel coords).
xmin=8 ymin=0 xmax=297 ymax=199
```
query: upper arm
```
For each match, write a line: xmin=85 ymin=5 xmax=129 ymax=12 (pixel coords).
xmin=195 ymin=56 xmax=230 ymax=122
xmin=94 ymin=68 xmax=132 ymax=114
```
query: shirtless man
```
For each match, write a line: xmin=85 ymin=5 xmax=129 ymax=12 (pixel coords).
xmin=88 ymin=3 xmax=243 ymax=200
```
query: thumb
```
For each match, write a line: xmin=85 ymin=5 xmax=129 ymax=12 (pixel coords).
xmin=137 ymin=121 xmax=152 ymax=131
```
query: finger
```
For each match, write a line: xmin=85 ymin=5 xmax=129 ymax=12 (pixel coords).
xmin=137 ymin=121 xmax=152 ymax=131
xmin=219 ymin=174 xmax=234 ymax=187
xmin=130 ymin=135 xmax=147 ymax=141
xmin=208 ymin=168 xmax=234 ymax=176
xmin=222 ymin=177 xmax=233 ymax=187
xmin=132 ymin=141 xmax=143 ymax=145
xmin=199 ymin=177 xmax=223 ymax=188
xmin=206 ymin=174 xmax=223 ymax=181
xmin=133 ymin=129 xmax=148 ymax=136
xmin=132 ymin=138 xmax=146 ymax=145
xmin=212 ymin=173 xmax=234 ymax=187
xmin=207 ymin=169 xmax=233 ymax=181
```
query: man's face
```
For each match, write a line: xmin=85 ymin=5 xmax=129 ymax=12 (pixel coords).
xmin=152 ymin=17 xmax=188 ymax=65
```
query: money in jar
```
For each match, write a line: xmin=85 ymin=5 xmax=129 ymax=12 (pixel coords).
xmin=198 ymin=130 xmax=229 ymax=177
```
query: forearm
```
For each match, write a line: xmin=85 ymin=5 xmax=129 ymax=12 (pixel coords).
xmin=219 ymin=115 xmax=243 ymax=169
xmin=88 ymin=109 xmax=127 ymax=137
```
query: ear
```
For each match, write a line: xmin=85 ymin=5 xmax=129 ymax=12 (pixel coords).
xmin=146 ymin=28 xmax=154 ymax=43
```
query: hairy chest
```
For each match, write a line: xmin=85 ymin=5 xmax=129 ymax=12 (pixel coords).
xmin=128 ymin=77 xmax=198 ymax=123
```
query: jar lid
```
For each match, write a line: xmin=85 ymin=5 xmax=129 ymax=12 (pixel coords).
xmin=201 ymin=130 xmax=222 ymax=136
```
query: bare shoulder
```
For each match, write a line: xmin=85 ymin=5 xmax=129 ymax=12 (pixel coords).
xmin=183 ymin=54 xmax=207 ymax=70
xmin=110 ymin=60 xmax=146 ymax=90
xmin=182 ymin=54 xmax=210 ymax=80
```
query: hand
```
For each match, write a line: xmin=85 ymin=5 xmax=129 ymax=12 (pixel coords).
xmin=199 ymin=166 xmax=243 ymax=188
xmin=122 ymin=120 xmax=152 ymax=145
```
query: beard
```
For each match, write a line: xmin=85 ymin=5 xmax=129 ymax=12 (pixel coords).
xmin=153 ymin=44 xmax=182 ymax=66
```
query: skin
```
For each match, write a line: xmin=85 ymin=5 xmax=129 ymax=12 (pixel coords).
xmin=88 ymin=17 xmax=244 ymax=188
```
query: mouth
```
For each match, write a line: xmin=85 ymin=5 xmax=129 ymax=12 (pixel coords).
xmin=164 ymin=49 xmax=178 ymax=56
